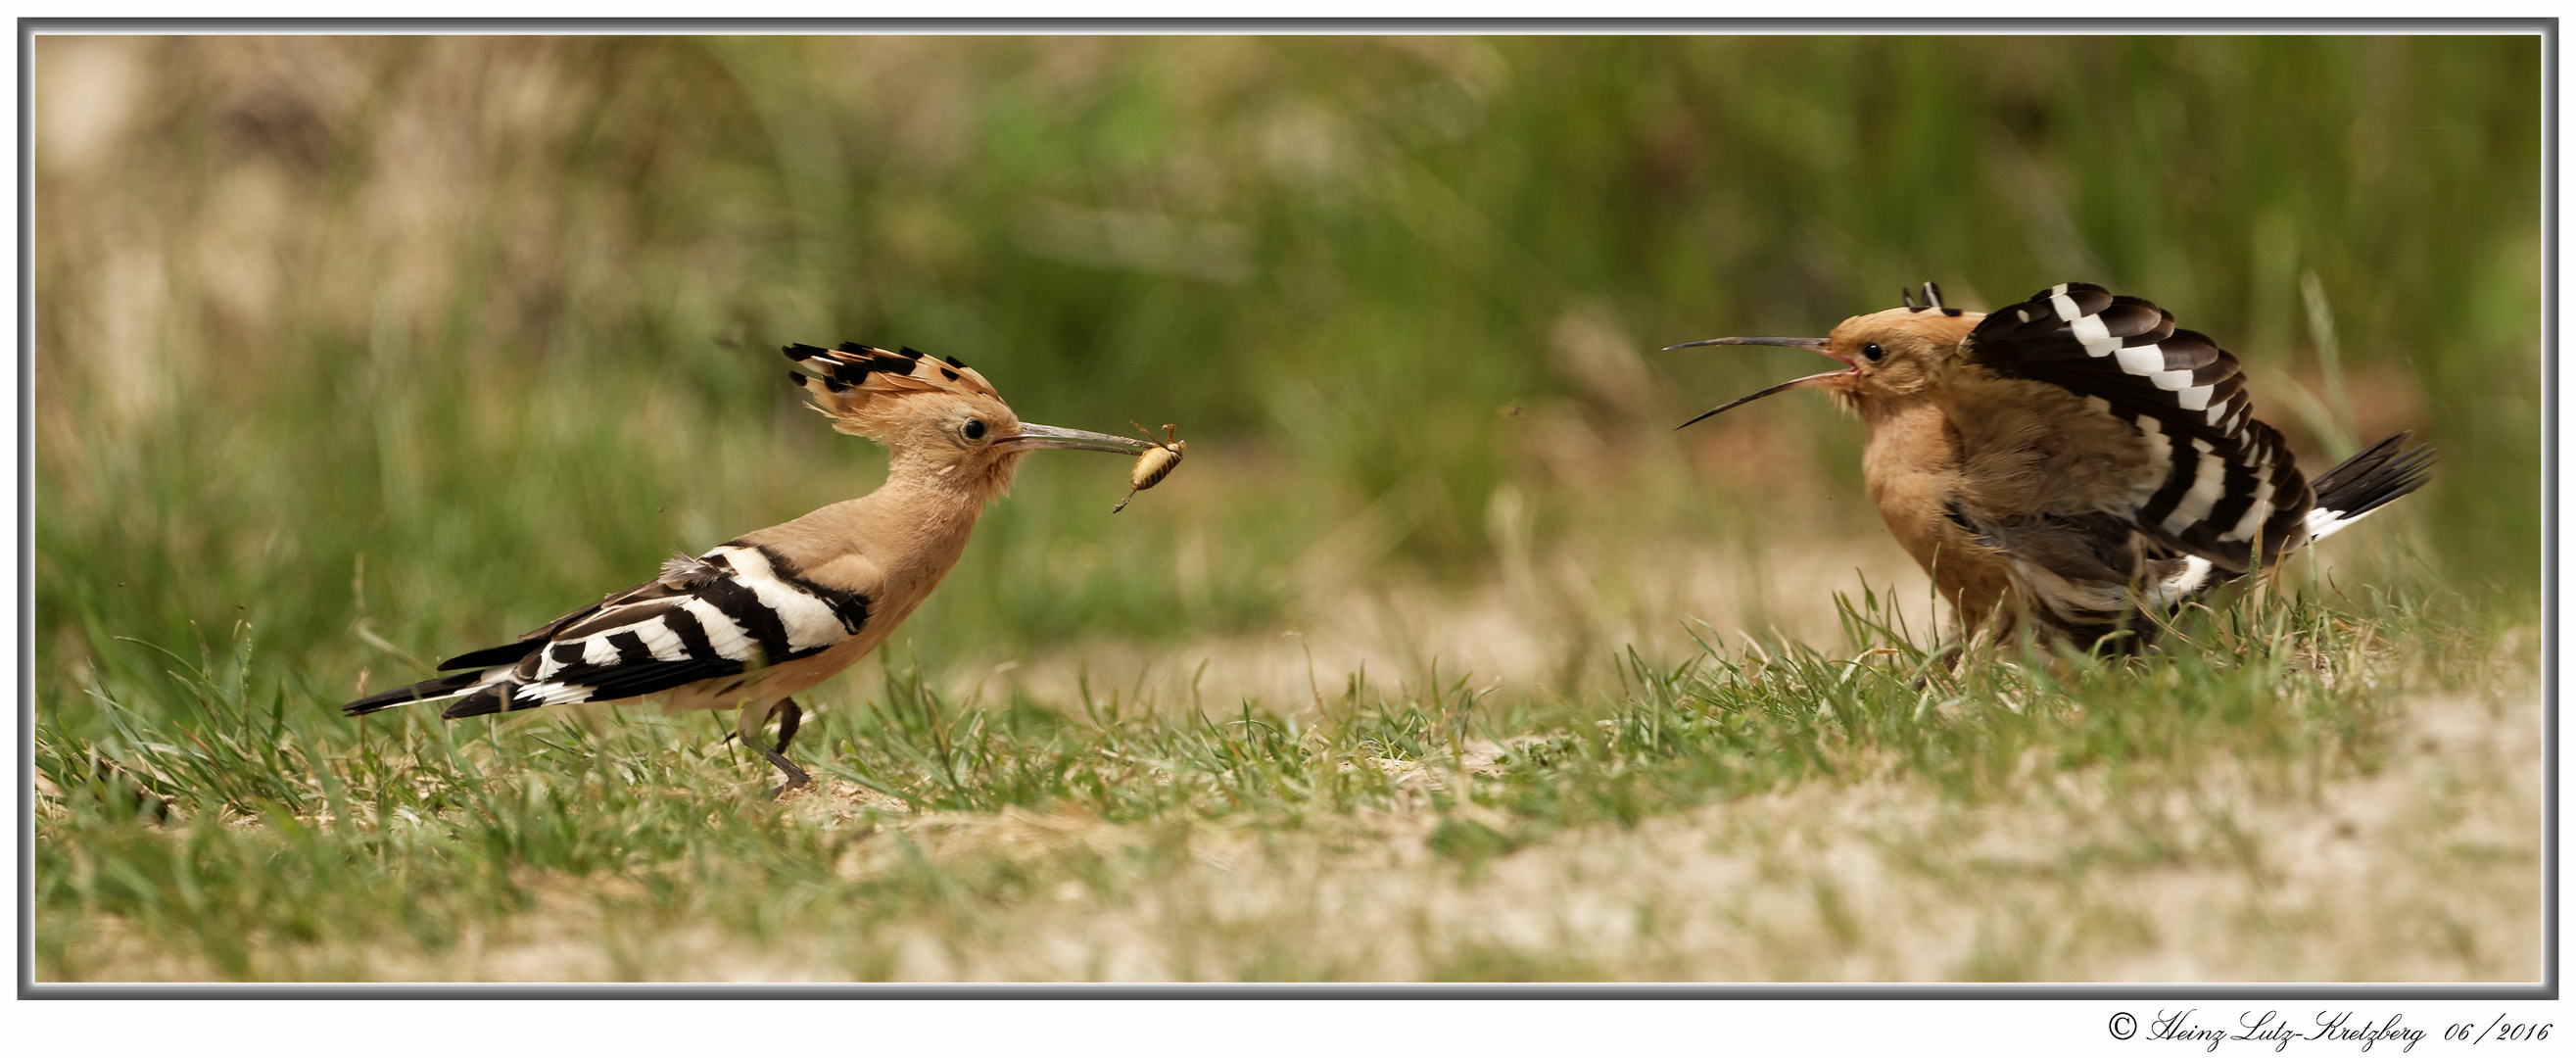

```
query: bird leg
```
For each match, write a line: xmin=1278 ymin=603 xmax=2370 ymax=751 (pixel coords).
xmin=1907 ymin=643 xmax=1969 ymax=692
xmin=737 ymin=697 xmax=811 ymax=799
xmin=772 ymin=698 xmax=803 ymax=755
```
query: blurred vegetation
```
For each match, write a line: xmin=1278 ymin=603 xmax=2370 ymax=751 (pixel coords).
xmin=35 ymin=33 xmax=2538 ymax=718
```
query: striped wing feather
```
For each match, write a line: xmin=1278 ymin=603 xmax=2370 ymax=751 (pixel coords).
xmin=344 ymin=544 xmax=872 ymax=719
xmin=1964 ymin=282 xmax=2314 ymax=572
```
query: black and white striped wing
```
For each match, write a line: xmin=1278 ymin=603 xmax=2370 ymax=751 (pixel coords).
xmin=1963 ymin=282 xmax=2314 ymax=571
xmin=343 ymin=543 xmax=871 ymax=719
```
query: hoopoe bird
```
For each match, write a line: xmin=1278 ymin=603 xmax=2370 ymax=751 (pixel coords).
xmin=342 ymin=342 xmax=1166 ymax=794
xmin=1674 ymin=281 xmax=2435 ymax=649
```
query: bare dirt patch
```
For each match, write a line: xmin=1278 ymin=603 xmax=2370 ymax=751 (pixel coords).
xmin=405 ymin=680 xmax=2538 ymax=983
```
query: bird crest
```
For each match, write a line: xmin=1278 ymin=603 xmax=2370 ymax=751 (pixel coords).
xmin=782 ymin=342 xmax=1004 ymax=437
xmin=1896 ymin=280 xmax=1965 ymax=316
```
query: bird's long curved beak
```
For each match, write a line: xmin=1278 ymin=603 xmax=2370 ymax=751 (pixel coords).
xmin=1664 ymin=334 xmax=1854 ymax=365
xmin=1666 ymin=335 xmax=1855 ymax=430
xmin=998 ymin=422 xmax=1161 ymax=455
xmin=1673 ymin=370 xmax=1852 ymax=430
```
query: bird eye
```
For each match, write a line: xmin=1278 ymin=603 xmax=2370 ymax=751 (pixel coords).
xmin=963 ymin=419 xmax=987 ymax=441
xmin=1862 ymin=342 xmax=1886 ymax=362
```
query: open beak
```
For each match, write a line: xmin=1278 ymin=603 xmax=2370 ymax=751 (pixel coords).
xmin=997 ymin=421 xmax=1160 ymax=455
xmin=1664 ymin=335 xmax=1855 ymax=430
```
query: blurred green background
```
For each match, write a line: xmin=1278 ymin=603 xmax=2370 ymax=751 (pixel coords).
xmin=33 ymin=35 xmax=2541 ymax=716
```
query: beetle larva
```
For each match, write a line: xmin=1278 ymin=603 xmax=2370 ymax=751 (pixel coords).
xmin=1114 ymin=422 xmax=1186 ymax=513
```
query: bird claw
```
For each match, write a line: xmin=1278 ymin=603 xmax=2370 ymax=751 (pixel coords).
xmin=763 ymin=774 xmax=811 ymax=801
xmin=1907 ymin=644 xmax=1969 ymax=691
xmin=746 ymin=698 xmax=808 ymax=799
xmin=760 ymin=750 xmax=812 ymax=800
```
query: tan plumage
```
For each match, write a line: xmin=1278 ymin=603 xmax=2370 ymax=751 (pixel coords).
xmin=1675 ymin=282 xmax=2434 ymax=649
xmin=345 ymin=342 xmax=1162 ymax=795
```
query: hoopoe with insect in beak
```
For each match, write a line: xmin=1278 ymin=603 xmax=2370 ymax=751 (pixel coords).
xmin=1673 ymin=281 xmax=2435 ymax=649
xmin=342 ymin=342 xmax=1168 ymax=795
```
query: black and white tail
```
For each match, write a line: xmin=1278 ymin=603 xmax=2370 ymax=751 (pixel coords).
xmin=2302 ymin=431 xmax=2437 ymax=543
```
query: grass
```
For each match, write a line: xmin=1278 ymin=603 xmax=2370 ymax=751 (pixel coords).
xmin=33 ymin=581 xmax=2541 ymax=982
xmin=28 ymin=34 xmax=2544 ymax=982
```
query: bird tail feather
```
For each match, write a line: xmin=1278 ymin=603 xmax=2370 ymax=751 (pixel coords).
xmin=2302 ymin=432 xmax=2437 ymax=543
xmin=341 ymin=670 xmax=487 ymax=716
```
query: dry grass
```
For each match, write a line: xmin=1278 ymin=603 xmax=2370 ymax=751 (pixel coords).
xmin=36 ymin=543 xmax=2540 ymax=983
xmin=56 ymin=673 xmax=2529 ymax=985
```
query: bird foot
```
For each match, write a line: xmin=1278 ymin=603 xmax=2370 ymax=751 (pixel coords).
xmin=761 ymin=747 xmax=812 ymax=800
xmin=1908 ymin=643 xmax=1969 ymax=691
xmin=746 ymin=697 xmax=809 ymax=800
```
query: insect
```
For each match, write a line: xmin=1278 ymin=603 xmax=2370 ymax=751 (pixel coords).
xmin=1113 ymin=422 xmax=1186 ymax=513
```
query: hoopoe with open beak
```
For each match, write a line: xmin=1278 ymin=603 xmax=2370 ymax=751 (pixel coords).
xmin=1674 ymin=281 xmax=2436 ymax=649
xmin=342 ymin=343 xmax=1165 ymax=794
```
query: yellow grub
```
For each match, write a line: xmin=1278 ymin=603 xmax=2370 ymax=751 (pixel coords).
xmin=1114 ymin=422 xmax=1186 ymax=512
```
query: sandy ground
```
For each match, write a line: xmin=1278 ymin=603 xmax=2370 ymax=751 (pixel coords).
xmin=345 ymin=671 xmax=2538 ymax=984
